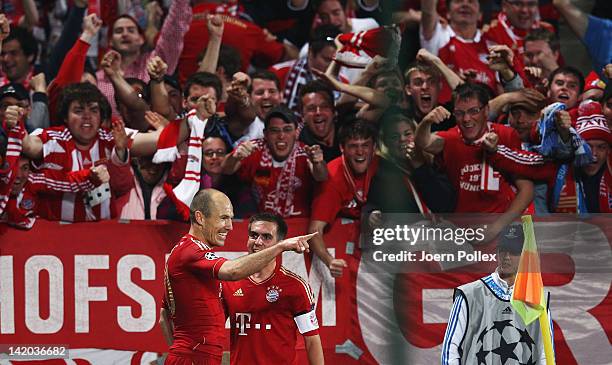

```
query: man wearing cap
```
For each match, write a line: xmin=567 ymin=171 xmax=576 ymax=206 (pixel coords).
xmin=222 ymin=105 xmax=328 ymax=218
xmin=441 ymin=223 xmax=552 ymax=365
xmin=0 ymin=82 xmax=49 ymax=132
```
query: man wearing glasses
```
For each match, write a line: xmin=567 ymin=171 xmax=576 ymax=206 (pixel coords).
xmin=222 ymin=212 xmax=324 ymax=365
xmin=222 ymin=105 xmax=328 ymax=218
xmin=416 ymin=83 xmax=534 ymax=238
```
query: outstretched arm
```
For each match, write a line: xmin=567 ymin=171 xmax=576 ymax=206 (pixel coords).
xmin=420 ymin=0 xmax=440 ymax=41
xmin=416 ymin=48 xmax=463 ymax=90
xmin=313 ymin=68 xmax=390 ymax=110
xmin=217 ymin=233 xmax=316 ymax=281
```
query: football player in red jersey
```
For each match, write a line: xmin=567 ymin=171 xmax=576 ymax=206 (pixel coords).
xmin=223 ymin=212 xmax=324 ymax=365
xmin=160 ymin=189 xmax=316 ymax=365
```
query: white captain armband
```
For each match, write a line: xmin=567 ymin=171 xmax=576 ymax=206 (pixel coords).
xmin=294 ymin=309 xmax=319 ymax=334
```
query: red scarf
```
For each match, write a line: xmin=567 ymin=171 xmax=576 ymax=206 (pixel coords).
xmin=341 ymin=155 xmax=378 ymax=205
xmin=0 ymin=67 xmax=33 ymax=89
xmin=496 ymin=12 xmax=541 ymax=44
xmin=250 ymin=138 xmax=302 ymax=217
xmin=0 ymin=119 xmax=26 ymax=217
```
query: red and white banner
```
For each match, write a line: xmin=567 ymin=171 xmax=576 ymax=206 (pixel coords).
xmin=0 ymin=218 xmax=610 ymax=364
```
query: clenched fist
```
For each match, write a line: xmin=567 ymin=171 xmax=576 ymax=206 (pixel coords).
xmin=232 ymin=141 xmax=256 ymax=161
xmin=89 ymin=165 xmax=110 ymax=186
xmin=422 ymin=106 xmax=451 ymax=125
xmin=304 ymin=144 xmax=324 ymax=164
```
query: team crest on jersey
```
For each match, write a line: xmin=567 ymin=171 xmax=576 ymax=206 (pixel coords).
xmin=205 ymin=252 xmax=219 ymax=260
xmin=266 ymin=285 xmax=282 ymax=302
xmin=20 ymin=199 xmax=34 ymax=210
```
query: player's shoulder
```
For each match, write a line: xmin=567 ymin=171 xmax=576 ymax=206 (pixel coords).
xmin=175 ymin=234 xmax=213 ymax=253
xmin=278 ymin=266 xmax=311 ymax=290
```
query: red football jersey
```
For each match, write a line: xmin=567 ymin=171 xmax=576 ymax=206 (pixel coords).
xmin=179 ymin=3 xmax=285 ymax=84
xmin=436 ymin=124 xmax=522 ymax=213
xmin=164 ymin=234 xmax=228 ymax=358
xmin=311 ymin=155 xmax=379 ymax=223
xmin=31 ymin=126 xmax=131 ymax=222
xmin=438 ymin=33 xmax=498 ymax=94
xmin=222 ymin=264 xmax=319 ymax=365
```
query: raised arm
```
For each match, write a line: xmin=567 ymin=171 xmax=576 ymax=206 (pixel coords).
xmin=224 ymin=72 xmax=256 ymax=129
xmin=313 ymin=68 xmax=390 ymax=110
xmin=416 ymin=48 xmax=463 ymax=90
xmin=420 ymin=0 xmax=440 ymax=41
xmin=304 ymin=145 xmax=328 ymax=181
xmin=197 ymin=14 xmax=224 ymax=74
xmin=415 ymin=106 xmax=449 ymax=155
xmin=151 ymin=0 xmax=193 ymax=74
xmin=147 ymin=56 xmax=177 ymax=120
xmin=101 ymin=50 xmax=150 ymax=131
xmin=20 ymin=0 xmax=40 ymax=29
xmin=0 ymin=14 xmax=10 ymax=51
xmin=45 ymin=1 xmax=87 ymax=81
xmin=553 ymin=0 xmax=588 ymax=39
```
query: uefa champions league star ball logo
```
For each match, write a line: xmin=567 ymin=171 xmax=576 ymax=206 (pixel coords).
xmin=266 ymin=285 xmax=282 ymax=303
xmin=474 ymin=319 xmax=537 ymax=365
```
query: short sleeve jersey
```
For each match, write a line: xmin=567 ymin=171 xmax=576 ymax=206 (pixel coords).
xmin=164 ymin=234 xmax=228 ymax=357
xmin=222 ymin=264 xmax=319 ymax=365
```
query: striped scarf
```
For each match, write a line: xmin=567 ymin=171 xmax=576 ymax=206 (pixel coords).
xmin=283 ymin=58 xmax=312 ymax=112
xmin=154 ymin=110 xmax=208 ymax=219
xmin=0 ymin=120 xmax=25 ymax=216
xmin=250 ymin=138 xmax=301 ymax=218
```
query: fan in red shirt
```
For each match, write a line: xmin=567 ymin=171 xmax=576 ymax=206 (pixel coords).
xmin=484 ymin=0 xmax=556 ymax=67
xmin=546 ymin=66 xmax=584 ymax=123
xmin=415 ymin=83 xmax=534 ymax=236
xmin=17 ymin=83 xmax=162 ymax=222
xmin=308 ymin=120 xmax=379 ymax=277
xmin=179 ymin=2 xmax=297 ymax=85
xmin=420 ymin=0 xmax=501 ymax=98
xmin=221 ymin=105 xmax=328 ymax=218
xmin=160 ymin=188 xmax=317 ymax=365
xmin=222 ymin=212 xmax=323 ymax=365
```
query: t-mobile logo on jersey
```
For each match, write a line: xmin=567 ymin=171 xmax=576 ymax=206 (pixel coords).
xmin=235 ymin=313 xmax=272 ymax=335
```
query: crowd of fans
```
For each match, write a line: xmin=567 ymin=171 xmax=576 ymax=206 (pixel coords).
xmin=0 ymin=0 xmax=611 ymax=277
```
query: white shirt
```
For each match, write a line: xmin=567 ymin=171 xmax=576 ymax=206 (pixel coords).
xmin=234 ymin=116 xmax=265 ymax=147
xmin=419 ymin=20 xmax=482 ymax=56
